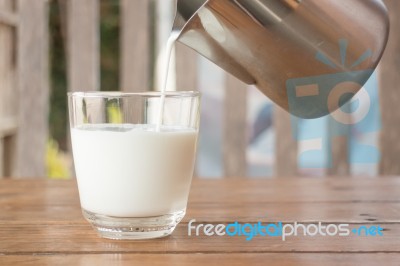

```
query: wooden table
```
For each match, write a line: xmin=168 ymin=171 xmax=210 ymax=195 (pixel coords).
xmin=1 ymin=178 xmax=400 ymax=265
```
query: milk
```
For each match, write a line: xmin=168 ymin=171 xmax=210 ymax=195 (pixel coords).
xmin=71 ymin=124 xmax=198 ymax=217
xmin=156 ymin=31 xmax=180 ymax=131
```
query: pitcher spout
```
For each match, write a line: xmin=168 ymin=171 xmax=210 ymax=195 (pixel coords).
xmin=173 ymin=0 xmax=207 ymax=31
xmin=173 ymin=0 xmax=257 ymax=85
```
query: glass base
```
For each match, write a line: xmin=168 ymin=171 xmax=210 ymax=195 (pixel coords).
xmin=82 ymin=209 xmax=185 ymax=240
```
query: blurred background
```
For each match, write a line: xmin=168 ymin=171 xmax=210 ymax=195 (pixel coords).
xmin=0 ymin=0 xmax=399 ymax=179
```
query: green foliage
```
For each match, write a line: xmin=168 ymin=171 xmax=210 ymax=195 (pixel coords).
xmin=107 ymin=105 xmax=124 ymax=124
xmin=49 ymin=0 xmax=68 ymax=150
xmin=46 ymin=139 xmax=70 ymax=179
xmin=48 ymin=0 xmax=121 ymax=150
xmin=100 ymin=0 xmax=120 ymax=91
xmin=47 ymin=0 xmax=122 ymax=179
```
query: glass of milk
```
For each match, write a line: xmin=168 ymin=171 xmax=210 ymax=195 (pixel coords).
xmin=68 ymin=91 xmax=200 ymax=240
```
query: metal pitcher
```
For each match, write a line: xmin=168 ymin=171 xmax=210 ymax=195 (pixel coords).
xmin=174 ymin=0 xmax=389 ymax=118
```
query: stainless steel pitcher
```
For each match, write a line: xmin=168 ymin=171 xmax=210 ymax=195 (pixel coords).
xmin=174 ymin=0 xmax=389 ymax=118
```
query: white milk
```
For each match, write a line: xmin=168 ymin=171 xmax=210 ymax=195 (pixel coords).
xmin=156 ymin=31 xmax=180 ymax=131
xmin=71 ymin=124 xmax=198 ymax=217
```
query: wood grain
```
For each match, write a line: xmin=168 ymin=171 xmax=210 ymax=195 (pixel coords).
xmin=274 ymin=108 xmax=298 ymax=176
xmin=0 ymin=140 xmax=3 ymax=178
xmin=0 ymin=178 xmax=399 ymax=265
xmin=223 ymin=74 xmax=248 ymax=177
xmin=66 ymin=0 xmax=100 ymax=92
xmin=175 ymin=43 xmax=198 ymax=91
xmin=0 ymin=10 xmax=17 ymax=26
xmin=0 ymin=222 xmax=399 ymax=254
xmin=2 ymin=254 xmax=400 ymax=266
xmin=379 ymin=0 xmax=400 ymax=175
xmin=0 ymin=117 xmax=17 ymax=139
xmin=327 ymin=119 xmax=350 ymax=176
xmin=0 ymin=0 xmax=16 ymax=178
xmin=120 ymin=0 xmax=149 ymax=92
xmin=13 ymin=0 xmax=49 ymax=177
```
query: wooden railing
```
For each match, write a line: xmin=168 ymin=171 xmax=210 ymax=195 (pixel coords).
xmin=0 ymin=0 xmax=49 ymax=177
xmin=0 ymin=0 xmax=16 ymax=177
xmin=0 ymin=0 xmax=399 ymax=178
xmin=379 ymin=0 xmax=400 ymax=175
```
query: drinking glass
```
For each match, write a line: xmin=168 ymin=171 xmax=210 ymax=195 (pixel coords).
xmin=68 ymin=91 xmax=200 ymax=239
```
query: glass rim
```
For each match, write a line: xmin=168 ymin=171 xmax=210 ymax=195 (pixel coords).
xmin=68 ymin=91 xmax=200 ymax=98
